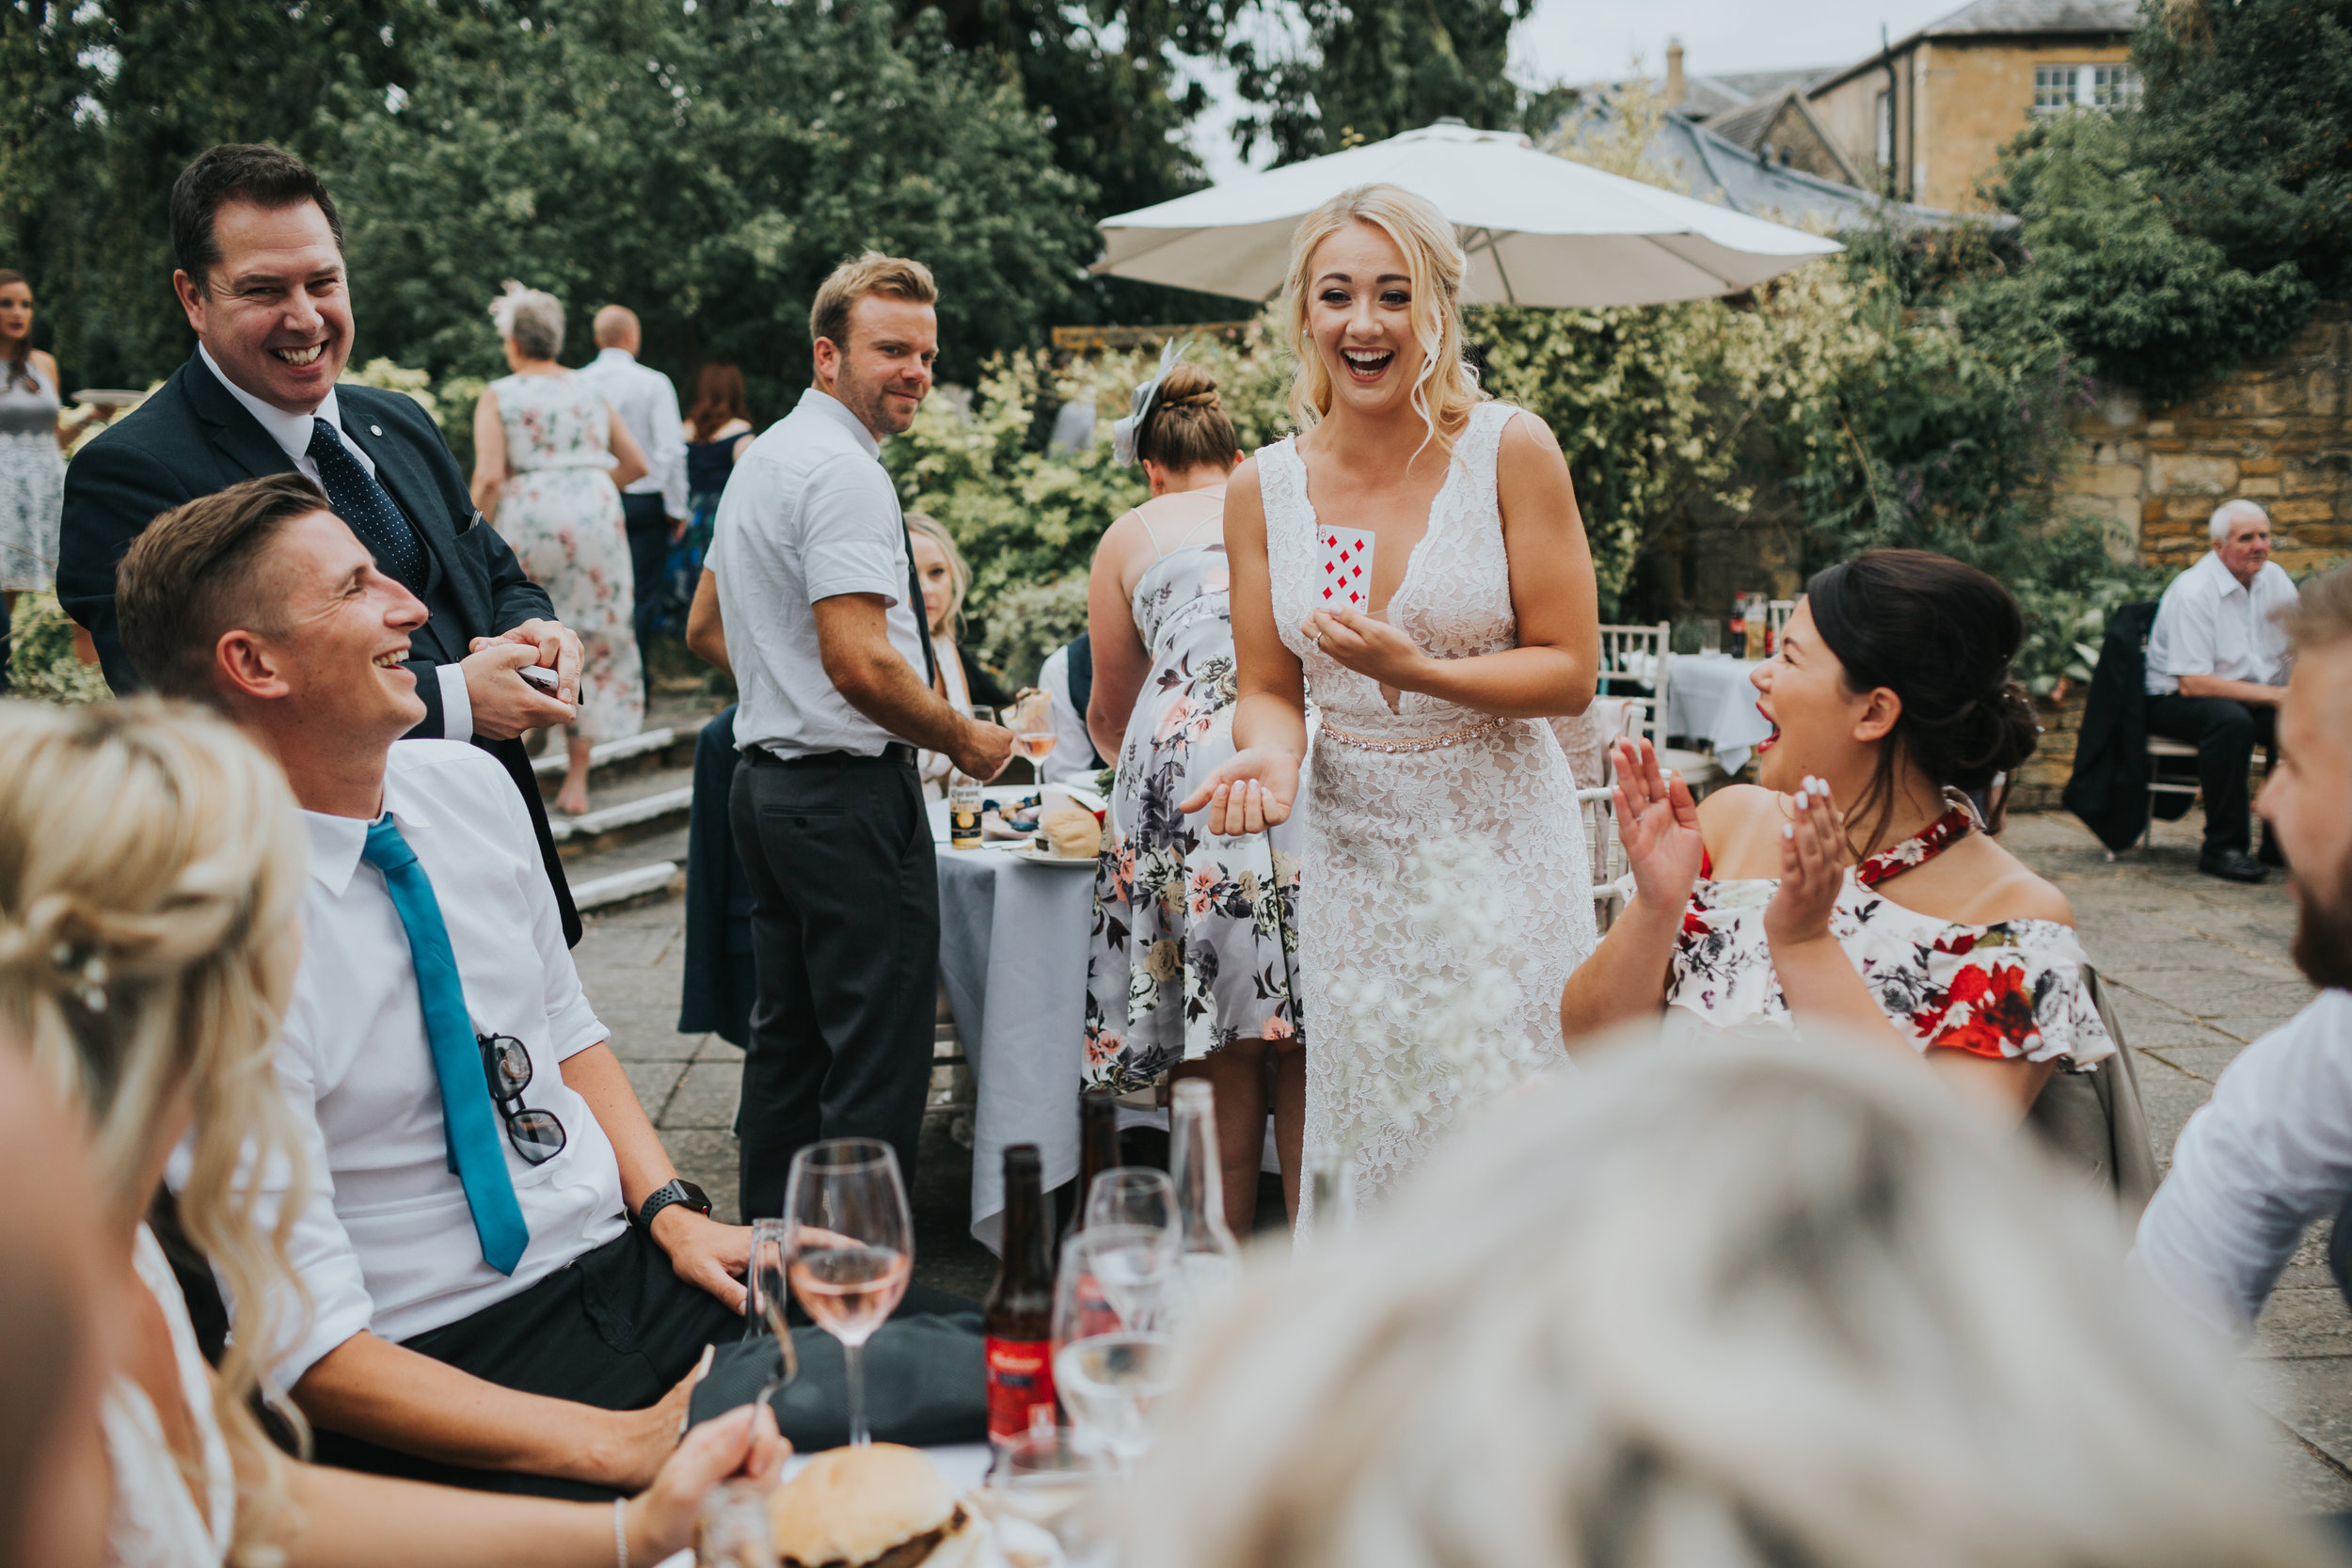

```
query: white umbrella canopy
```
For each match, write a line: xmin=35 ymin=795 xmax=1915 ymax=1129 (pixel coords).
xmin=1094 ymin=121 xmax=1843 ymax=309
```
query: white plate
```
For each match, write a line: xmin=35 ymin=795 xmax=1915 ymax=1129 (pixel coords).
xmin=1009 ymin=847 xmax=1097 ymax=868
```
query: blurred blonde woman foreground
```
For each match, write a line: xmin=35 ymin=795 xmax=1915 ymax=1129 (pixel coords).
xmin=1125 ymin=1036 xmax=2328 ymax=1568
xmin=0 ymin=700 xmax=781 ymax=1568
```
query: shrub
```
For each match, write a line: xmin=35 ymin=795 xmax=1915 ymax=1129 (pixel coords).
xmin=7 ymin=593 xmax=109 ymax=705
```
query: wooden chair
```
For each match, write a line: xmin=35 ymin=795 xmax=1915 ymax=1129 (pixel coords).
xmin=2142 ymin=736 xmax=2202 ymax=849
xmin=1597 ymin=620 xmax=1724 ymax=795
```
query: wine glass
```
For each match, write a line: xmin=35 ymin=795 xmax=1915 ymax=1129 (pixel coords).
xmin=1084 ymin=1166 xmax=1177 ymax=1234
xmin=1009 ymin=689 xmax=1057 ymax=768
xmin=983 ymin=1417 xmax=1101 ymax=1559
xmin=1053 ymin=1225 xmax=1179 ymax=1468
xmin=744 ymin=1217 xmax=799 ymax=1401
xmin=783 ymin=1138 xmax=912 ymax=1448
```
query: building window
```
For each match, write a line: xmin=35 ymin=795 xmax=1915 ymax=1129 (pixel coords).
xmin=2035 ymin=62 xmax=2141 ymax=112
xmin=2090 ymin=64 xmax=2141 ymax=107
xmin=2033 ymin=64 xmax=2079 ymax=110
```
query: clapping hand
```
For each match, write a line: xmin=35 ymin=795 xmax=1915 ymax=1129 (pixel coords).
xmin=1177 ymin=747 xmax=1300 ymax=834
xmin=1763 ymin=775 xmax=1847 ymax=952
xmin=1611 ymin=736 xmax=1704 ymax=911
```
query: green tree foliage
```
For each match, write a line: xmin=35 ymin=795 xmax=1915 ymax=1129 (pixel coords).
xmin=1229 ymin=0 xmax=1535 ymax=164
xmin=0 ymin=0 xmax=418 ymax=386
xmin=320 ymin=0 xmax=1095 ymax=413
xmin=1979 ymin=110 xmax=2314 ymax=407
xmin=2134 ymin=0 xmax=2352 ymax=300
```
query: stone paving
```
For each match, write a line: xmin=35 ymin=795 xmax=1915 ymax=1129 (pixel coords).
xmin=578 ymin=804 xmax=2350 ymax=1507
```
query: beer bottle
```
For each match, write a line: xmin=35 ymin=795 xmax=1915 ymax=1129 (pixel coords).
xmin=984 ymin=1144 xmax=1057 ymax=1445
xmin=1067 ymin=1085 xmax=1120 ymax=1238
xmin=948 ymin=770 xmax=983 ymax=849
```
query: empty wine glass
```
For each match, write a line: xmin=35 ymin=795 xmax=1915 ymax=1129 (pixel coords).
xmin=1085 ymin=1166 xmax=1177 ymax=1234
xmin=744 ymin=1217 xmax=799 ymax=1401
xmin=1053 ymin=1225 xmax=1179 ymax=1469
xmin=783 ymin=1138 xmax=913 ymax=1447
xmin=983 ymin=1418 xmax=1101 ymax=1560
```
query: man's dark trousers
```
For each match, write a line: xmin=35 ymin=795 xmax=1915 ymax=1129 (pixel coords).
xmin=621 ymin=491 xmax=668 ymax=668
xmin=730 ymin=748 xmax=936 ymax=1217
xmin=2145 ymin=693 xmax=2276 ymax=854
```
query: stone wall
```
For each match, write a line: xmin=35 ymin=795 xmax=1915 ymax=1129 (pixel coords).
xmin=2063 ymin=302 xmax=2352 ymax=576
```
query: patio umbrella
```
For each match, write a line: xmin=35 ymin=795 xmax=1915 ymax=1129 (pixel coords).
xmin=1093 ymin=120 xmax=1842 ymax=308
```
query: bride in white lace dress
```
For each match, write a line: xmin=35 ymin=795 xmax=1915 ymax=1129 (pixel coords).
xmin=1184 ymin=184 xmax=1602 ymax=1217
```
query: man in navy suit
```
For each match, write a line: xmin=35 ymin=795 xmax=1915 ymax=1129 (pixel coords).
xmin=57 ymin=144 xmax=585 ymax=942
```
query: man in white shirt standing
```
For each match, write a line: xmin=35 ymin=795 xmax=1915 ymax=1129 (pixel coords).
xmin=117 ymin=473 xmax=750 ymax=1499
xmin=578 ymin=304 xmax=689 ymax=679
xmin=710 ymin=253 xmax=1010 ymax=1216
xmin=2133 ymin=565 xmax=2352 ymax=1338
xmin=2144 ymin=499 xmax=2299 ymax=882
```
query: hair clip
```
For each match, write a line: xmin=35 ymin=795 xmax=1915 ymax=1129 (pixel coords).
xmin=1111 ymin=338 xmax=1188 ymax=468
xmin=52 ymin=942 xmax=108 ymax=1012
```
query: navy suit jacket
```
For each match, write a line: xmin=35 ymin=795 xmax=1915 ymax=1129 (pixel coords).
xmin=57 ymin=350 xmax=581 ymax=943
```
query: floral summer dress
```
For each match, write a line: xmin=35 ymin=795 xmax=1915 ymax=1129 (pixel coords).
xmin=0 ymin=356 xmax=63 ymax=592
xmin=488 ymin=372 xmax=644 ymax=745
xmin=1665 ymin=792 xmax=2114 ymax=1069
xmin=1083 ymin=524 xmax=1305 ymax=1091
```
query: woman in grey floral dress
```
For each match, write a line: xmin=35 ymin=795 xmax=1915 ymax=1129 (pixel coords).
xmin=470 ymin=284 xmax=649 ymax=815
xmin=0 ymin=270 xmax=71 ymax=692
xmin=1083 ymin=354 xmax=1305 ymax=1230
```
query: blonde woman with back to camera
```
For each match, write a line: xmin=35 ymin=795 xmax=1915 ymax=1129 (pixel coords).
xmin=1179 ymin=183 xmax=1602 ymax=1220
xmin=0 ymin=700 xmax=782 ymax=1568
xmin=1122 ymin=1037 xmax=2335 ymax=1568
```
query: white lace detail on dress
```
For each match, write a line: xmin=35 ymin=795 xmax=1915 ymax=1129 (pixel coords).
xmin=1260 ymin=402 xmax=1597 ymax=1222
xmin=102 ymin=1225 xmax=235 ymax=1568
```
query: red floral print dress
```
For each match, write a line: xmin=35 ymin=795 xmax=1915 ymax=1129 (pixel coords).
xmin=1663 ymin=791 xmax=2113 ymax=1069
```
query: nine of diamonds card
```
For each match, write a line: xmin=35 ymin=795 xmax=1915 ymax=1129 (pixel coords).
xmin=1317 ymin=528 xmax=1376 ymax=610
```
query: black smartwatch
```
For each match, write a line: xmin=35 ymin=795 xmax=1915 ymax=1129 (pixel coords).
xmin=633 ymin=1178 xmax=711 ymax=1232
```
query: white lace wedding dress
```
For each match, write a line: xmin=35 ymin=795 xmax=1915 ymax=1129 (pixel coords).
xmin=102 ymin=1226 xmax=235 ymax=1568
xmin=1261 ymin=401 xmax=1597 ymax=1219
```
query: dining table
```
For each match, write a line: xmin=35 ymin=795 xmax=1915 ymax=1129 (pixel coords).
xmin=928 ymin=796 xmax=1098 ymax=1252
xmin=1661 ymin=652 xmax=1772 ymax=775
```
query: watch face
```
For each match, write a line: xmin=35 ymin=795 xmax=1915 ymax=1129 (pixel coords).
xmin=678 ymin=1180 xmax=712 ymax=1214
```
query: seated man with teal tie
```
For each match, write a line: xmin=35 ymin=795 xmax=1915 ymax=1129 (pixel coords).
xmin=116 ymin=473 xmax=749 ymax=1499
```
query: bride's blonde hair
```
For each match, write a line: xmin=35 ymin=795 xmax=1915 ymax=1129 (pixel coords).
xmin=0 ymin=699 xmax=312 ymax=1568
xmin=1282 ymin=183 xmax=1486 ymax=455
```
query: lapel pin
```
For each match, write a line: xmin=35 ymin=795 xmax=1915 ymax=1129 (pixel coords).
xmin=370 ymin=424 xmax=384 ymax=436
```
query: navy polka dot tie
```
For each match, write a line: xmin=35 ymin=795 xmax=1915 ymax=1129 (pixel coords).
xmin=309 ymin=418 xmax=427 ymax=593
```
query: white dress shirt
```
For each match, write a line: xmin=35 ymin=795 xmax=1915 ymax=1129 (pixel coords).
xmin=2144 ymin=549 xmax=2298 ymax=695
xmin=2131 ymin=989 xmax=2352 ymax=1338
xmin=198 ymin=345 xmax=473 ymax=740
xmin=576 ymin=347 xmax=688 ymax=519
xmin=710 ymin=389 xmax=928 ymax=760
xmin=203 ymin=741 xmax=626 ymax=1386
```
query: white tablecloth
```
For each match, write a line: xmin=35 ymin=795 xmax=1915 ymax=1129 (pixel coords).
xmin=929 ymin=800 xmax=1096 ymax=1251
xmin=1663 ymin=653 xmax=1772 ymax=775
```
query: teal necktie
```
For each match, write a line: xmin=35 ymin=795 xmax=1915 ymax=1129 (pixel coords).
xmin=361 ymin=818 xmax=530 ymax=1275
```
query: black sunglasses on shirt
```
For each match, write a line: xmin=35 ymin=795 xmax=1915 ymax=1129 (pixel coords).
xmin=476 ymin=1033 xmax=567 ymax=1165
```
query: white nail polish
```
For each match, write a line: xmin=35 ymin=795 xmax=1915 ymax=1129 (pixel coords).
xmin=1783 ymin=823 xmax=1793 ymax=839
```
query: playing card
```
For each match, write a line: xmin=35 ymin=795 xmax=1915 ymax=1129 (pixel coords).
xmin=1317 ymin=527 xmax=1376 ymax=611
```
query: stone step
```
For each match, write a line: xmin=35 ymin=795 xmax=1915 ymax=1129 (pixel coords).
xmin=572 ymin=860 xmax=683 ymax=911
xmin=531 ymin=721 xmax=709 ymax=796
xmin=550 ymin=767 xmax=696 ymax=858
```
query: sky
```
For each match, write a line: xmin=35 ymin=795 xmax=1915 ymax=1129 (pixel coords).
xmin=1187 ymin=0 xmax=1963 ymax=185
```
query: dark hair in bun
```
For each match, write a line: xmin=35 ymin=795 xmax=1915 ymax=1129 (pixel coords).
xmin=1804 ymin=548 xmax=2040 ymax=845
xmin=1136 ymin=361 xmax=1239 ymax=475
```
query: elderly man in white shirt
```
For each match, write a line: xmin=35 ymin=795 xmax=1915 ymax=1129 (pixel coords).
xmin=2133 ymin=565 xmax=2352 ymax=1338
xmin=710 ymin=254 xmax=1010 ymax=1217
xmin=578 ymin=304 xmax=689 ymax=674
xmin=2144 ymin=499 xmax=2298 ymax=881
xmin=118 ymin=472 xmax=751 ymax=1501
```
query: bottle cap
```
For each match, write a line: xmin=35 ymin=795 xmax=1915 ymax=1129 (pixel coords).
xmin=1005 ymin=1143 xmax=1041 ymax=1176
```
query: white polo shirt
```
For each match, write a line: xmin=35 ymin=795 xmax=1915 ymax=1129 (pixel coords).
xmin=2132 ymin=990 xmax=2352 ymax=1338
xmin=709 ymin=389 xmax=929 ymax=760
xmin=186 ymin=741 xmax=626 ymax=1386
xmin=2144 ymin=550 xmax=2298 ymax=695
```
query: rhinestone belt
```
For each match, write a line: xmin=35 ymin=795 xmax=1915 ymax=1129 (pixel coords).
xmin=1318 ymin=712 xmax=1513 ymax=754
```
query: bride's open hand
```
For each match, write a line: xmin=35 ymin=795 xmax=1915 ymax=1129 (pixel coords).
xmin=1303 ymin=609 xmax=1427 ymax=690
xmin=1764 ymin=776 xmax=1848 ymax=952
xmin=1178 ymin=747 xmax=1299 ymax=834
xmin=1612 ymin=736 xmax=1704 ymax=911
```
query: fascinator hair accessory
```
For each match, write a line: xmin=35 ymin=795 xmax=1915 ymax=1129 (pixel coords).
xmin=1111 ymin=338 xmax=1188 ymax=468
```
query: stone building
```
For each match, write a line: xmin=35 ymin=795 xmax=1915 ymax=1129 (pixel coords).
xmin=2063 ymin=303 xmax=2352 ymax=578
xmin=1805 ymin=0 xmax=2138 ymax=211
